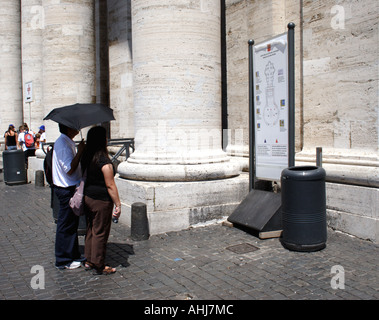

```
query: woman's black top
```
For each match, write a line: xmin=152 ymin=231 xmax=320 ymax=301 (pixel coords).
xmin=6 ymin=133 xmax=16 ymax=146
xmin=84 ymin=154 xmax=115 ymax=202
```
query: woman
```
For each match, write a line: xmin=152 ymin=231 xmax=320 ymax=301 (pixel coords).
xmin=4 ymin=124 xmax=18 ymax=150
xmin=81 ymin=126 xmax=121 ymax=275
xmin=34 ymin=133 xmax=41 ymax=149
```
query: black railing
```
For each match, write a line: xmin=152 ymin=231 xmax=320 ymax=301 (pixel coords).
xmin=108 ymin=138 xmax=135 ymax=162
xmin=41 ymin=138 xmax=135 ymax=163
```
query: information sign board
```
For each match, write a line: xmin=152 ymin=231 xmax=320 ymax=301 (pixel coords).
xmin=253 ymin=33 xmax=288 ymax=181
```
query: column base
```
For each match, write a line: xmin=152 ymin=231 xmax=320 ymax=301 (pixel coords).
xmin=117 ymin=158 xmax=242 ymax=181
xmin=296 ymin=148 xmax=379 ymax=243
xmin=115 ymin=173 xmax=249 ymax=235
xmin=326 ymin=182 xmax=379 ymax=244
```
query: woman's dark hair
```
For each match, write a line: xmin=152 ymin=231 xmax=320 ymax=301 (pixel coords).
xmin=81 ymin=126 xmax=108 ymax=173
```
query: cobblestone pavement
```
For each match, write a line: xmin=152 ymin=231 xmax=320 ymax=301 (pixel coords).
xmin=0 ymin=179 xmax=378 ymax=301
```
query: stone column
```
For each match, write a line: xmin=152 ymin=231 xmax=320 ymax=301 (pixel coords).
xmin=107 ymin=0 xmax=133 ymax=139
xmin=41 ymin=0 xmax=96 ymax=141
xmin=115 ymin=0 xmax=246 ymax=235
xmin=21 ymin=0 xmax=44 ymax=133
xmin=118 ymin=0 xmax=240 ymax=181
xmin=0 ymin=0 xmax=23 ymax=133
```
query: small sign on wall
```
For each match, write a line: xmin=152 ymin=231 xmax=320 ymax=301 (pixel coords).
xmin=25 ymin=81 xmax=33 ymax=103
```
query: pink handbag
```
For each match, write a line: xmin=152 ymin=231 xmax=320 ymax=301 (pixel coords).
xmin=69 ymin=170 xmax=87 ymax=216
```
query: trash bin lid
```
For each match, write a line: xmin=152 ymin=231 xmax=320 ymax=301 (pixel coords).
xmin=3 ymin=149 xmax=23 ymax=155
xmin=281 ymin=166 xmax=326 ymax=181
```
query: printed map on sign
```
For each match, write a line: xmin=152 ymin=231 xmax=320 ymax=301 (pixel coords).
xmin=253 ymin=33 xmax=288 ymax=181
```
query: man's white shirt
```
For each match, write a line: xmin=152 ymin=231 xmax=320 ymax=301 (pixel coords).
xmin=52 ymin=133 xmax=81 ymax=188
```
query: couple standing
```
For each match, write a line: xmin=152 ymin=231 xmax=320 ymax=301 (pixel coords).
xmin=53 ymin=124 xmax=121 ymax=275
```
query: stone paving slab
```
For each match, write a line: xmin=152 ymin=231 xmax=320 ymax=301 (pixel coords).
xmin=0 ymin=180 xmax=378 ymax=302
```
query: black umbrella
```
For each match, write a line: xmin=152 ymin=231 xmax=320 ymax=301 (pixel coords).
xmin=43 ymin=103 xmax=115 ymax=131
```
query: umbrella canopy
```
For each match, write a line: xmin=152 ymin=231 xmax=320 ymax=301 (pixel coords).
xmin=43 ymin=103 xmax=115 ymax=130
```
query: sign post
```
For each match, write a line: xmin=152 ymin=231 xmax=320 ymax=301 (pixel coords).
xmin=248 ymin=39 xmax=255 ymax=191
xmin=287 ymin=22 xmax=295 ymax=167
xmin=229 ymin=23 xmax=295 ymax=239
xmin=24 ymin=81 xmax=33 ymax=127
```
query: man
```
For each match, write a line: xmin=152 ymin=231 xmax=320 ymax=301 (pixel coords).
xmin=38 ymin=125 xmax=46 ymax=147
xmin=53 ymin=123 xmax=85 ymax=269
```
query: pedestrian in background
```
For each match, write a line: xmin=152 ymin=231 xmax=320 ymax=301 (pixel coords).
xmin=18 ymin=123 xmax=35 ymax=168
xmin=38 ymin=125 xmax=46 ymax=148
xmin=81 ymin=126 xmax=121 ymax=275
xmin=4 ymin=124 xmax=18 ymax=150
xmin=34 ymin=133 xmax=41 ymax=149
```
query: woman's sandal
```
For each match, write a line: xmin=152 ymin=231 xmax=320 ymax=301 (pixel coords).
xmin=93 ymin=265 xmax=116 ymax=275
xmin=84 ymin=261 xmax=95 ymax=271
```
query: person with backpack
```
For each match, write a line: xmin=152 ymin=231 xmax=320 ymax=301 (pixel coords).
xmin=18 ymin=123 xmax=36 ymax=168
xmin=53 ymin=123 xmax=85 ymax=270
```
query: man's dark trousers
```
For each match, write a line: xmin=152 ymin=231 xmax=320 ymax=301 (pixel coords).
xmin=54 ymin=186 xmax=81 ymax=268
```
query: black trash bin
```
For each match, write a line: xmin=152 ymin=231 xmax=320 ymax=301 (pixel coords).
xmin=2 ymin=149 xmax=27 ymax=185
xmin=280 ymin=166 xmax=327 ymax=252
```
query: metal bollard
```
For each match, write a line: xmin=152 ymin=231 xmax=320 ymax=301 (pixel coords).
xmin=131 ymin=202 xmax=149 ymax=241
xmin=316 ymin=147 xmax=323 ymax=167
xmin=35 ymin=170 xmax=45 ymax=187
